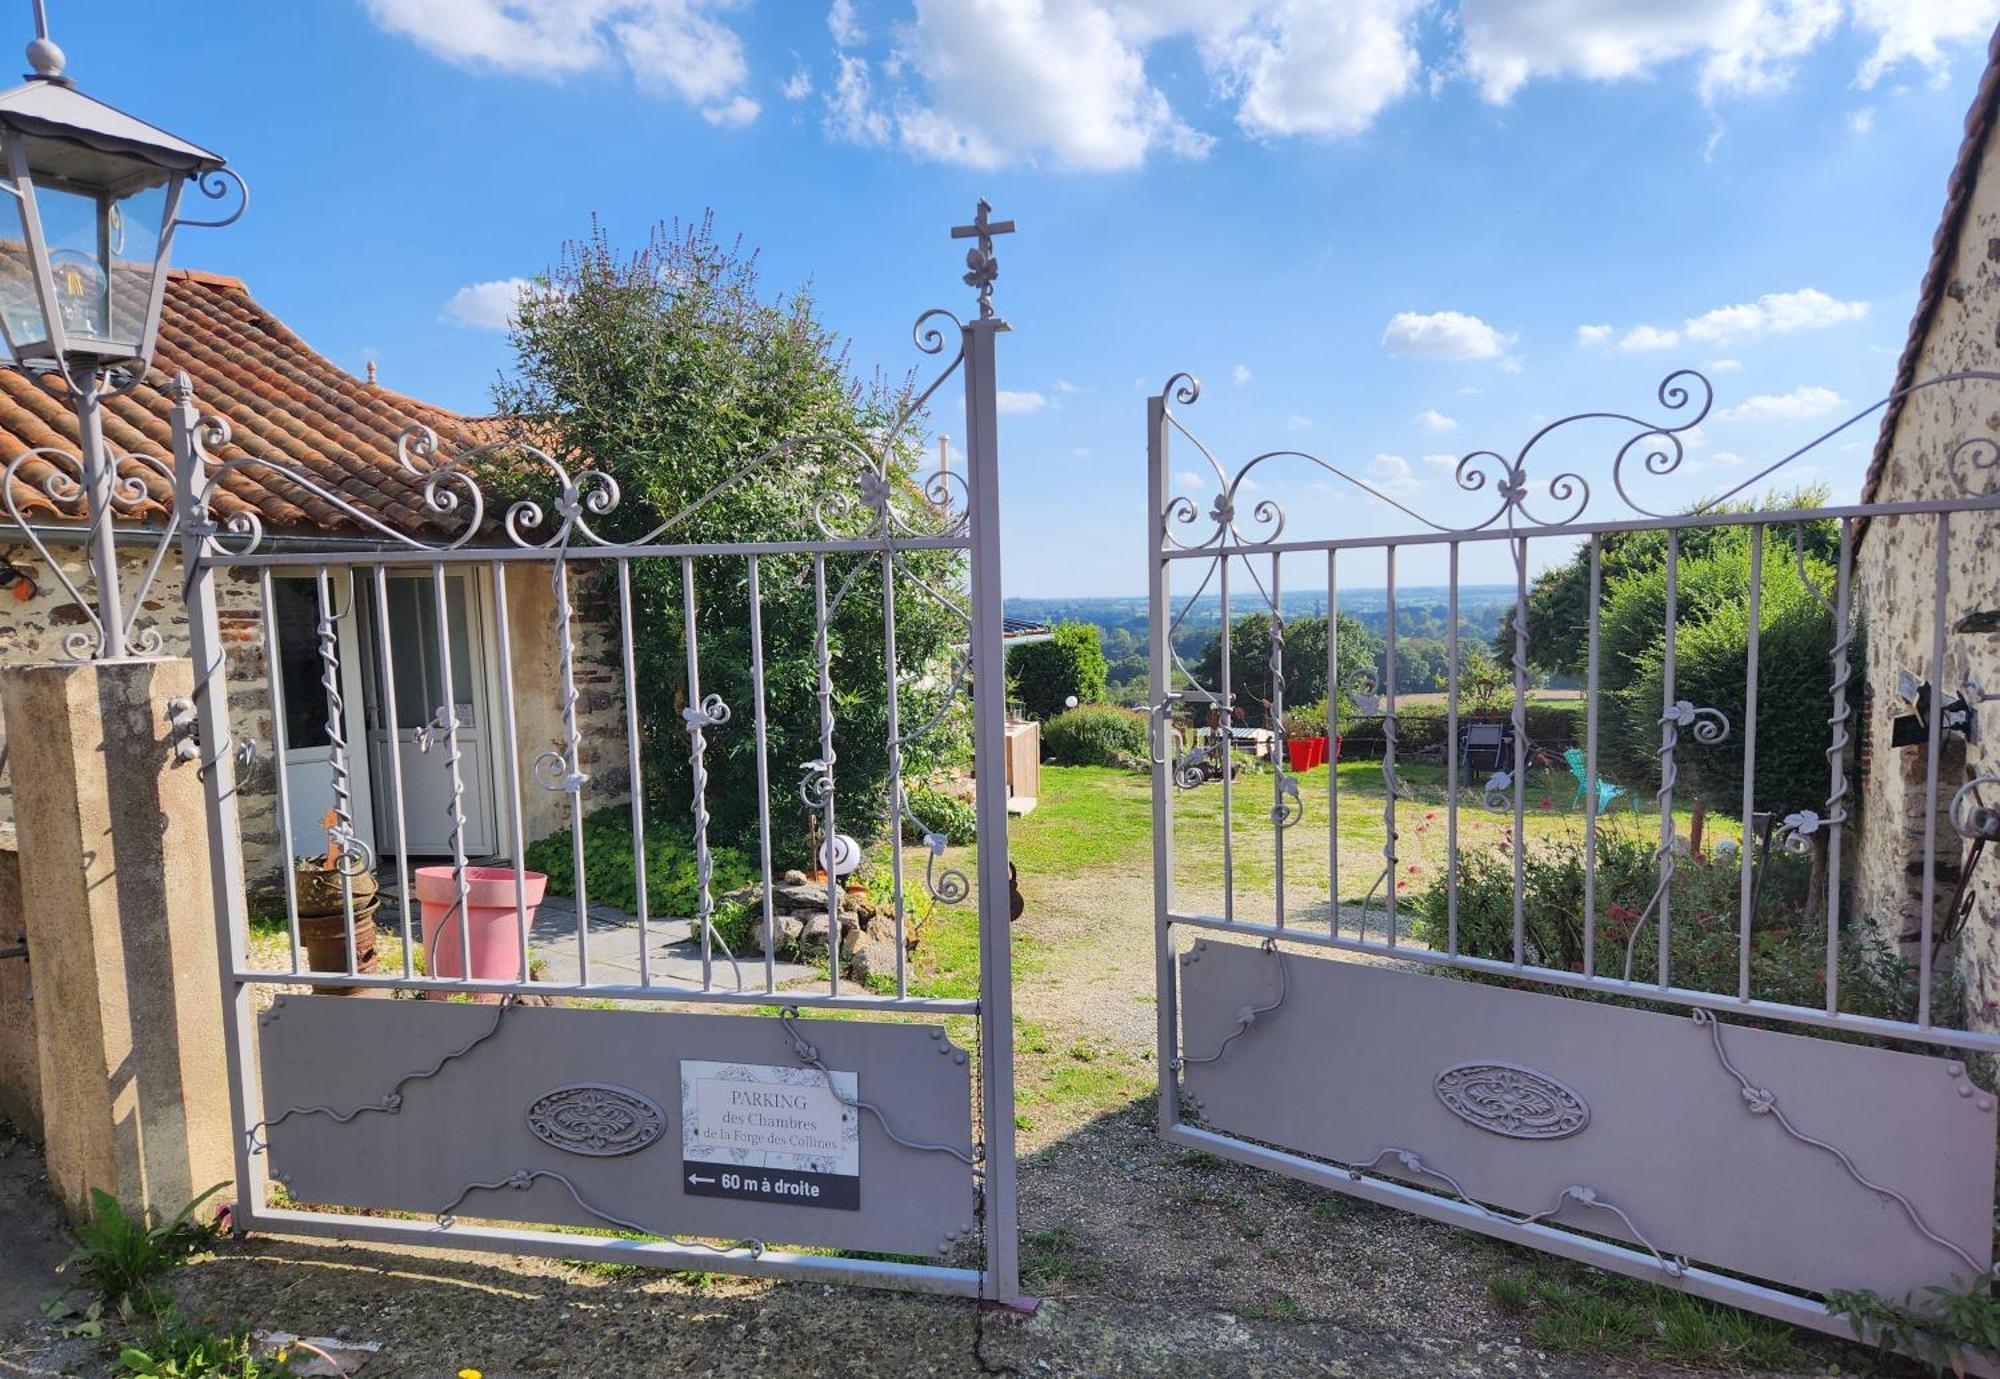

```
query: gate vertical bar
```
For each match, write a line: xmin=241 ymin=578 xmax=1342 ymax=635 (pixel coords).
xmin=170 ymin=376 xmax=267 ymax=1231
xmin=1326 ymin=549 xmax=1339 ymax=936
xmin=963 ymin=310 xmax=1020 ymax=1305
xmin=1148 ymin=389 xmax=1180 ymax=1134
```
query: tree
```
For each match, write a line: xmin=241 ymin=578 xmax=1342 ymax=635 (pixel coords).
xmin=1497 ymin=487 xmax=1838 ymax=677
xmin=1008 ymin=621 xmax=1108 ymax=720
xmin=1192 ymin=611 xmax=1381 ymax=728
xmin=1599 ymin=531 xmax=1847 ymax=910
xmin=494 ymin=215 xmax=966 ymax=863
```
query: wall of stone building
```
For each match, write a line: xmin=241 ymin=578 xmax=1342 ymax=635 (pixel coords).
xmin=1853 ymin=125 xmax=2000 ymax=1031
xmin=0 ymin=542 xmax=631 ymax=883
xmin=504 ymin=563 xmax=631 ymax=848
xmin=0 ymin=827 xmax=34 ymax=1136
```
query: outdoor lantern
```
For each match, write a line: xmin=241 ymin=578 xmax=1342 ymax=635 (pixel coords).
xmin=0 ymin=29 xmax=225 ymax=376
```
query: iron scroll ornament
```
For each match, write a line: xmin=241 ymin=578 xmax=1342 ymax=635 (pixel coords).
xmin=526 ymin=1083 xmax=668 ymax=1158
xmin=1435 ymin=1062 xmax=1591 ymax=1141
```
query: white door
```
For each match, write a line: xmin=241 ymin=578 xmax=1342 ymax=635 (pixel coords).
xmin=270 ymin=575 xmax=375 ymax=863
xmin=359 ymin=573 xmax=496 ymax=858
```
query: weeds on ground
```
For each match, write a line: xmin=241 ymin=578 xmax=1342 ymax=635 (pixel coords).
xmin=1826 ymin=1273 xmax=2000 ymax=1376
xmin=48 ymin=1185 xmax=294 ymax=1379
xmin=1485 ymin=1255 xmax=1800 ymax=1369
xmin=1020 ymin=1223 xmax=1105 ymax=1291
xmin=63 ymin=1184 xmax=225 ymax=1309
xmin=113 ymin=1321 xmax=295 ymax=1377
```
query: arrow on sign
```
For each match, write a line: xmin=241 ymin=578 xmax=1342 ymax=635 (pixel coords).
xmin=687 ymin=1173 xmax=716 ymax=1187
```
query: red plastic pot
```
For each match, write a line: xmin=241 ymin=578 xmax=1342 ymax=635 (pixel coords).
xmin=416 ymin=865 xmax=547 ymax=999
xmin=1287 ymin=736 xmax=1329 ymax=771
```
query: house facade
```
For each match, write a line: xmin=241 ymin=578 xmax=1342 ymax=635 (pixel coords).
xmin=0 ymin=268 xmax=628 ymax=880
xmin=1854 ymin=27 xmax=2000 ymax=1028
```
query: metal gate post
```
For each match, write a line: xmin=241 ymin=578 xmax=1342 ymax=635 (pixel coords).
xmin=962 ymin=311 xmax=1021 ymax=1306
xmin=170 ymin=375 xmax=267 ymax=1231
xmin=1146 ymin=389 xmax=1180 ymax=1136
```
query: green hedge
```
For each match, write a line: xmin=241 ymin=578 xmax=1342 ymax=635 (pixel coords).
xmin=902 ymin=784 xmax=977 ymax=846
xmin=1337 ymin=700 xmax=1586 ymax=759
xmin=1043 ymin=704 xmax=1149 ymax=767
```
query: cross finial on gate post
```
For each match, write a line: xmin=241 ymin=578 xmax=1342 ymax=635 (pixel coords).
xmin=951 ymin=198 xmax=1015 ymax=320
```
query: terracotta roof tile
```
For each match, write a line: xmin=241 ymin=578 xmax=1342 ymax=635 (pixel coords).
xmin=1862 ymin=21 xmax=2000 ymax=505
xmin=1 ymin=268 xmax=501 ymax=537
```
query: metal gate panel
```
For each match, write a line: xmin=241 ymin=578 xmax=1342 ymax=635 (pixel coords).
xmin=1145 ymin=365 xmax=2000 ymax=1354
xmin=1180 ymin=937 xmax=1994 ymax=1302
xmin=258 ymin=996 xmax=975 ymax=1259
xmin=171 ymin=204 xmax=1025 ymax=1302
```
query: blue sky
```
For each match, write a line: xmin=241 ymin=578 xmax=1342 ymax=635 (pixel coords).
xmin=60 ymin=0 xmax=2000 ymax=594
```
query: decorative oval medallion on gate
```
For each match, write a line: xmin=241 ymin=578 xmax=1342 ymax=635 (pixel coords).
xmin=1434 ymin=1062 xmax=1589 ymax=1140
xmin=526 ymin=1084 xmax=666 ymax=1158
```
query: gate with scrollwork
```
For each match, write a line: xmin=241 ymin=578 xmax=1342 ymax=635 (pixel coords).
xmin=1147 ymin=366 xmax=2000 ymax=1352
xmin=174 ymin=207 xmax=1023 ymax=1302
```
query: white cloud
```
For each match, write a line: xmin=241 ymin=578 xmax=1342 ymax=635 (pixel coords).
xmin=1847 ymin=105 xmax=1874 ymax=135
xmin=822 ymin=0 xmax=1437 ymax=170
xmin=782 ymin=65 xmax=814 ymax=100
xmin=1073 ymin=446 xmax=1093 ymax=459
xmin=1457 ymin=385 xmax=1484 ymax=396
xmin=701 ymin=94 xmax=760 ymax=126
xmin=1286 ymin=413 xmax=1313 ymax=430
xmin=829 ymin=0 xmax=864 ymax=47
xmin=1458 ymin=0 xmax=1841 ymax=106
xmin=1055 ymin=378 xmax=1081 ymax=394
xmin=1200 ymin=0 xmax=1427 ymax=139
xmin=1231 ymin=363 xmax=1253 ymax=385
xmin=996 ymin=389 xmax=1048 ymax=414
xmin=825 ymin=54 xmax=890 ymax=144
xmin=363 ymin=0 xmax=758 ymax=120
xmin=1415 ymin=408 xmax=1458 ymax=432
xmin=1381 ymin=309 xmax=1512 ymax=361
xmin=1852 ymin=0 xmax=2000 ymax=89
xmin=1706 ymin=358 xmax=1743 ymax=372
xmin=1712 ymin=450 xmax=1747 ymax=466
xmin=1367 ymin=452 xmax=1421 ymax=496
xmin=441 ymin=277 xmax=533 ymax=330
xmin=1420 ymin=452 xmax=1460 ymax=472
xmin=1176 ymin=469 xmax=1209 ymax=493
xmin=1718 ymin=385 xmax=1843 ymax=422
xmin=884 ymin=0 xmax=1211 ymax=171
xmin=1684 ymin=287 xmax=1867 ymax=344
xmin=1582 ymin=290 xmax=1866 ymax=362
xmin=1618 ymin=323 xmax=1681 ymax=353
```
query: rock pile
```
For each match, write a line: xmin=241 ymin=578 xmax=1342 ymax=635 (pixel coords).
xmin=721 ymin=869 xmax=907 ymax=983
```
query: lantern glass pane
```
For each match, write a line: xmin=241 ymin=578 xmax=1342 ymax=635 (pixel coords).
xmin=34 ymin=181 xmax=109 ymax=342
xmin=106 ymin=181 xmax=166 ymax=347
xmin=0 ymin=192 xmax=46 ymax=357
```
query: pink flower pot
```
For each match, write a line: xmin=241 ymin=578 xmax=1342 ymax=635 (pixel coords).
xmin=416 ymin=865 xmax=547 ymax=999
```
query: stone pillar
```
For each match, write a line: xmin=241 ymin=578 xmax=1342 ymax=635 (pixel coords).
xmin=1 ymin=656 xmax=233 ymax=1222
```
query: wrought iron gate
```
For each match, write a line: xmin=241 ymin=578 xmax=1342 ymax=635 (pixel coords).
xmin=1148 ymin=367 xmax=2000 ymax=1350
xmin=178 ymin=207 xmax=1021 ymax=1301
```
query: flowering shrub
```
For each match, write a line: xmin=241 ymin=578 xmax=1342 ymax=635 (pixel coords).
xmin=1409 ymin=825 xmax=1943 ymax=1026
xmin=1042 ymin=704 xmax=1150 ymax=768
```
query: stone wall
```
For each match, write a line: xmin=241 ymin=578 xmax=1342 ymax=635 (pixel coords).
xmin=0 ymin=825 xmax=32 ymax=1136
xmin=0 ymin=542 xmax=631 ymax=882
xmin=1853 ymin=122 xmax=2000 ymax=1031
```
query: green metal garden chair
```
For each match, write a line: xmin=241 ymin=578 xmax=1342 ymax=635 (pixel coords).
xmin=1563 ymin=747 xmax=1630 ymax=812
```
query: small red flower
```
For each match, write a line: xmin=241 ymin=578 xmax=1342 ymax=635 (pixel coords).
xmin=1425 ymin=811 xmax=1437 ymax=820
xmin=1538 ymin=797 xmax=1554 ymax=809
xmin=1408 ymin=864 xmax=1420 ymax=874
